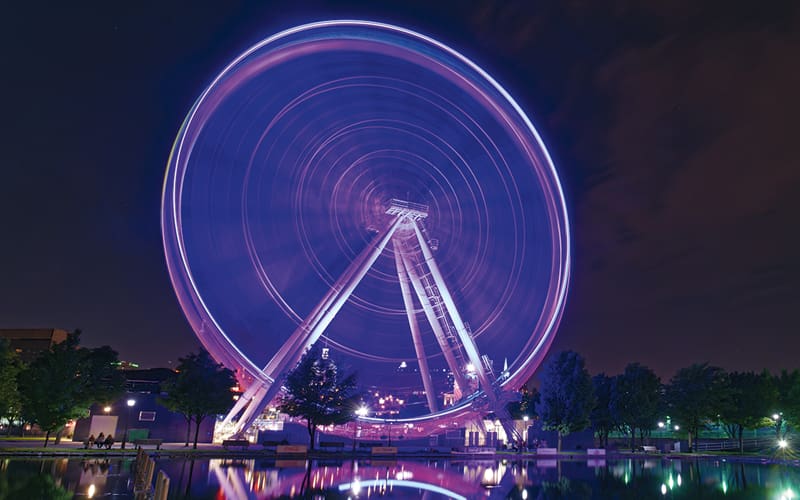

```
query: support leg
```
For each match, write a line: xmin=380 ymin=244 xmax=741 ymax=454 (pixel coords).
xmin=400 ymin=250 xmax=470 ymax=394
xmin=413 ymin=222 xmax=495 ymax=399
xmin=225 ymin=217 xmax=403 ymax=436
xmin=393 ymin=238 xmax=438 ymax=413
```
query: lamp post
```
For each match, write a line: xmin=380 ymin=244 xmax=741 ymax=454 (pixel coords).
xmin=522 ymin=415 xmax=529 ymax=451
xmin=353 ymin=406 xmax=368 ymax=452
xmin=121 ymin=399 xmax=136 ymax=449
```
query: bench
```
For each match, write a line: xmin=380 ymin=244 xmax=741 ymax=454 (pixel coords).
xmin=133 ymin=438 xmax=164 ymax=450
xmin=222 ymin=439 xmax=250 ymax=450
xmin=319 ymin=441 xmax=345 ymax=450
xmin=641 ymin=445 xmax=658 ymax=454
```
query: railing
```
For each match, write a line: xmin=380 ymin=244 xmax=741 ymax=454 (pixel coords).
xmin=694 ymin=437 xmax=776 ymax=451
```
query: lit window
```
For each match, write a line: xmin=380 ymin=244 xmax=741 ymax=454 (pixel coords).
xmin=138 ymin=411 xmax=156 ymax=422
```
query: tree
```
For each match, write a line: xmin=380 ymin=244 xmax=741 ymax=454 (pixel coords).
xmin=590 ymin=373 xmax=617 ymax=449
xmin=536 ymin=351 xmax=595 ymax=452
xmin=0 ymin=340 xmax=23 ymax=434
xmin=160 ymin=349 xmax=237 ymax=449
xmin=278 ymin=344 xmax=360 ymax=450
xmin=18 ymin=331 xmax=125 ymax=446
xmin=506 ymin=386 xmax=540 ymax=420
xmin=665 ymin=363 xmax=727 ymax=452
xmin=613 ymin=363 xmax=661 ymax=449
xmin=774 ymin=369 xmax=800 ymax=436
xmin=717 ymin=371 xmax=775 ymax=452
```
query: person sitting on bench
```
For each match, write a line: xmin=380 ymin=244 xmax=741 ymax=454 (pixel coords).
xmin=102 ymin=434 xmax=114 ymax=449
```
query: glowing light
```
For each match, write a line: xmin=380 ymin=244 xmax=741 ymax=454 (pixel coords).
xmin=103 ymin=406 xmax=111 ymax=413
xmin=88 ymin=484 xmax=96 ymax=498
xmin=773 ymin=413 xmax=781 ymax=420
xmin=339 ymin=479 xmax=466 ymax=500
xmin=523 ymin=415 xmax=529 ymax=422
xmin=522 ymin=489 xmax=528 ymax=500
xmin=779 ymin=439 xmax=788 ymax=449
xmin=356 ymin=406 xmax=369 ymax=417
xmin=162 ymin=20 xmax=570 ymax=432
xmin=668 ymin=476 xmax=674 ymax=489
xmin=677 ymin=474 xmax=682 ymax=486
xmin=674 ymin=425 xmax=680 ymax=431
xmin=127 ymin=399 xmax=136 ymax=407
xmin=661 ymin=484 xmax=667 ymax=495
xmin=351 ymin=479 xmax=361 ymax=495
xmin=781 ymin=488 xmax=795 ymax=500
xmin=658 ymin=421 xmax=665 ymax=428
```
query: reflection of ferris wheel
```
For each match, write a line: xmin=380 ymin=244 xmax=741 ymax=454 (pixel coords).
xmin=162 ymin=21 xmax=570 ymax=437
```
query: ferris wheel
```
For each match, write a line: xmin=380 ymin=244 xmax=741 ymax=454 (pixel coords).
xmin=162 ymin=21 xmax=570 ymax=438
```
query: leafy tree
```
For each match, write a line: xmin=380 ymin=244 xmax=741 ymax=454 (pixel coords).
xmin=0 ymin=340 xmax=23 ymax=434
xmin=18 ymin=331 xmax=125 ymax=446
xmin=774 ymin=369 xmax=800 ymax=436
xmin=590 ymin=373 xmax=617 ymax=448
xmin=278 ymin=344 xmax=360 ymax=450
xmin=717 ymin=371 xmax=775 ymax=452
xmin=665 ymin=363 xmax=727 ymax=452
xmin=160 ymin=348 xmax=237 ymax=449
xmin=613 ymin=363 xmax=661 ymax=449
xmin=536 ymin=351 xmax=595 ymax=451
xmin=506 ymin=386 xmax=540 ymax=419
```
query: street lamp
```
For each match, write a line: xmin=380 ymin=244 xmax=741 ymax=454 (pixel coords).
xmin=522 ymin=415 xmax=530 ymax=450
xmin=121 ymin=399 xmax=136 ymax=449
xmin=353 ymin=405 xmax=369 ymax=452
xmin=103 ymin=406 xmax=111 ymax=414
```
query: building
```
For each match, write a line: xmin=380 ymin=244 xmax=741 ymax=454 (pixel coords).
xmin=0 ymin=328 xmax=68 ymax=363
xmin=72 ymin=368 xmax=216 ymax=444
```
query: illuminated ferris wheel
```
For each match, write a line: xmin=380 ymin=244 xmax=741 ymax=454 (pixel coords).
xmin=162 ymin=21 xmax=570 ymax=438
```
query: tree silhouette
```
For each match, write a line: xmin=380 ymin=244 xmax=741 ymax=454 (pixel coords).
xmin=613 ymin=363 xmax=661 ymax=449
xmin=590 ymin=373 xmax=617 ymax=449
xmin=278 ymin=344 xmax=360 ymax=450
xmin=0 ymin=340 xmax=22 ymax=435
xmin=160 ymin=348 xmax=237 ymax=449
xmin=718 ymin=371 xmax=775 ymax=452
xmin=18 ymin=330 xmax=125 ymax=446
xmin=665 ymin=363 xmax=727 ymax=452
xmin=536 ymin=350 xmax=595 ymax=451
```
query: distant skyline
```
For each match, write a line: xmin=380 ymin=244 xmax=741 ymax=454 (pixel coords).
xmin=4 ymin=1 xmax=799 ymax=380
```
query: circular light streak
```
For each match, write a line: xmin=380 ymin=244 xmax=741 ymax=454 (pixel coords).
xmin=162 ymin=20 xmax=570 ymax=427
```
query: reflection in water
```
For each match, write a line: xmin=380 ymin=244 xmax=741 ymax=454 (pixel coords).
xmin=0 ymin=456 xmax=798 ymax=498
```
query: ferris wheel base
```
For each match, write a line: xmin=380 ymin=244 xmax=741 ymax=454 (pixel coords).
xmin=220 ymin=206 xmax=520 ymax=441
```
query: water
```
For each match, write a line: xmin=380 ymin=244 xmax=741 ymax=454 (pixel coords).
xmin=1 ymin=456 xmax=798 ymax=498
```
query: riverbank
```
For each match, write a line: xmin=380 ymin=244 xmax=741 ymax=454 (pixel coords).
xmin=1 ymin=438 xmax=797 ymax=466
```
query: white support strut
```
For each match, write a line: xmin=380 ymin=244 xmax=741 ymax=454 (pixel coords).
xmin=223 ymin=217 xmax=403 ymax=435
xmin=412 ymin=222 xmax=496 ymax=400
xmin=393 ymin=238 xmax=438 ymax=413
xmin=222 ymin=202 xmax=501 ymax=438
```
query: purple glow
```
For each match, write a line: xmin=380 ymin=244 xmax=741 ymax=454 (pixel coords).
xmin=162 ymin=21 xmax=570 ymax=428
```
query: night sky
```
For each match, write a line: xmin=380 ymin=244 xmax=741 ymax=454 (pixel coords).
xmin=4 ymin=1 xmax=799 ymax=380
